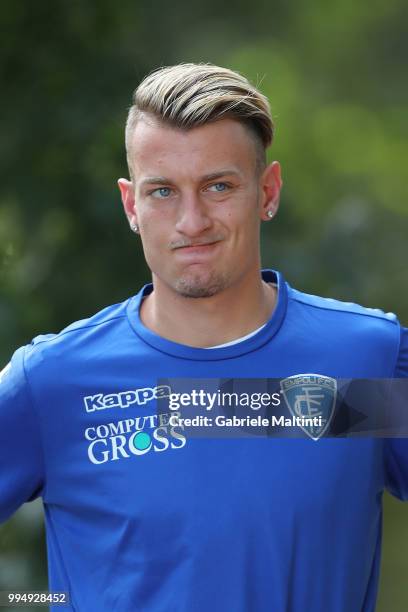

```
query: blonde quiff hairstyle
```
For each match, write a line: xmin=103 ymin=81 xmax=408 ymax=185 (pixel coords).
xmin=125 ymin=63 xmax=274 ymax=179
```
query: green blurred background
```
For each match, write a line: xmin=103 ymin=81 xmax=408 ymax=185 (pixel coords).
xmin=0 ymin=0 xmax=407 ymax=609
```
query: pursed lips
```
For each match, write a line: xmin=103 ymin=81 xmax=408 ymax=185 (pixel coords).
xmin=171 ymin=237 xmax=223 ymax=250
xmin=171 ymin=240 xmax=222 ymax=258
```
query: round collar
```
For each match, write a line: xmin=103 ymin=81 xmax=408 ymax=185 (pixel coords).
xmin=126 ymin=269 xmax=288 ymax=360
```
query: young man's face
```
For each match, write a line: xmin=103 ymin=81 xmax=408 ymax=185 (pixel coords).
xmin=119 ymin=114 xmax=281 ymax=298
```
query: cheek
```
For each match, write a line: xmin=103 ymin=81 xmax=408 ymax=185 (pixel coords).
xmin=139 ymin=237 xmax=163 ymax=275
xmin=139 ymin=204 xmax=174 ymax=231
xmin=141 ymin=231 xmax=162 ymax=257
xmin=221 ymin=193 xmax=259 ymax=228
xmin=139 ymin=210 xmax=165 ymax=238
xmin=139 ymin=219 xmax=171 ymax=267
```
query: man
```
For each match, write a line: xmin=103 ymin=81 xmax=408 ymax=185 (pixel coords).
xmin=0 ymin=63 xmax=407 ymax=612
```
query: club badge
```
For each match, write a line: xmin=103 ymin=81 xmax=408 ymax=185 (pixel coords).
xmin=280 ymin=374 xmax=337 ymax=440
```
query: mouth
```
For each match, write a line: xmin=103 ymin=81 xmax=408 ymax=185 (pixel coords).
xmin=180 ymin=241 xmax=217 ymax=249
xmin=174 ymin=241 xmax=220 ymax=258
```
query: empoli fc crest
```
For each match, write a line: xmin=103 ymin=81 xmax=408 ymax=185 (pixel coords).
xmin=280 ymin=374 xmax=337 ymax=441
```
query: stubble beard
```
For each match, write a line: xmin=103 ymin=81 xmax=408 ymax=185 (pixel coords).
xmin=173 ymin=268 xmax=230 ymax=298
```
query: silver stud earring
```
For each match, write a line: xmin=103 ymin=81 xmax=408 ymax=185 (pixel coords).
xmin=267 ymin=210 xmax=274 ymax=219
xmin=131 ymin=223 xmax=139 ymax=233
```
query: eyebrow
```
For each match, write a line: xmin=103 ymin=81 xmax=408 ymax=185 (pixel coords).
xmin=139 ymin=169 xmax=242 ymax=187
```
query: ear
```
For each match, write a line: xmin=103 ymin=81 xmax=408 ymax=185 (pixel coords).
xmin=259 ymin=161 xmax=283 ymax=221
xmin=117 ymin=178 xmax=138 ymax=228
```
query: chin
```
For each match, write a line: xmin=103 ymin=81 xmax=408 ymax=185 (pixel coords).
xmin=174 ymin=271 xmax=229 ymax=298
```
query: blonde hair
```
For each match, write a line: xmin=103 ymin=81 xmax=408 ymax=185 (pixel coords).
xmin=125 ymin=63 xmax=274 ymax=177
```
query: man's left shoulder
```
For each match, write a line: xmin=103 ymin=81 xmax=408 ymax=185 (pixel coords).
xmin=288 ymin=284 xmax=401 ymax=352
xmin=289 ymin=285 xmax=398 ymax=324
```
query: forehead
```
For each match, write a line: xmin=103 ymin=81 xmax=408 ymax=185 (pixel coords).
xmin=127 ymin=115 xmax=258 ymax=180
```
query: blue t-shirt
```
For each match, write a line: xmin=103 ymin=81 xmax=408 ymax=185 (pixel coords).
xmin=1 ymin=269 xmax=407 ymax=612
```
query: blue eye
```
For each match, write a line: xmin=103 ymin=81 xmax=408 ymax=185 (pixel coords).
xmin=151 ymin=187 xmax=172 ymax=198
xmin=208 ymin=183 xmax=228 ymax=192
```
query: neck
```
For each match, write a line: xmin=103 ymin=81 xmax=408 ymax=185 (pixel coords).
xmin=140 ymin=271 xmax=277 ymax=348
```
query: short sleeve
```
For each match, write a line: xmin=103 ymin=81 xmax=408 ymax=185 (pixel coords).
xmin=384 ymin=325 xmax=408 ymax=500
xmin=0 ymin=345 xmax=45 ymax=523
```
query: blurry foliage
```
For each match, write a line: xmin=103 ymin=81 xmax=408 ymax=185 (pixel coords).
xmin=0 ymin=0 xmax=407 ymax=609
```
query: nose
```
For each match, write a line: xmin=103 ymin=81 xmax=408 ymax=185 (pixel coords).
xmin=175 ymin=192 xmax=212 ymax=237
